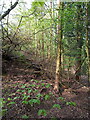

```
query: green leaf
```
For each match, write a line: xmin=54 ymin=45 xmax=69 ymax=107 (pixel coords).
xmin=8 ymin=102 xmax=16 ymax=105
xmin=29 ymin=99 xmax=40 ymax=105
xmin=22 ymin=95 xmax=30 ymax=100
xmin=2 ymin=100 xmax=7 ymax=104
xmin=13 ymin=96 xmax=20 ymax=100
xmin=41 ymin=83 xmax=45 ymax=86
xmin=7 ymin=98 xmax=12 ymax=101
xmin=28 ymin=89 xmax=32 ymax=93
xmin=2 ymin=109 xmax=7 ymax=116
xmin=34 ymin=80 xmax=38 ymax=83
xmin=30 ymin=84 xmax=35 ymax=87
xmin=22 ymin=90 xmax=25 ymax=92
xmin=46 ymin=84 xmax=50 ymax=88
xmin=44 ymin=94 xmax=50 ymax=100
xmin=22 ymin=115 xmax=29 ymax=119
xmin=36 ymin=93 xmax=42 ymax=98
xmin=16 ymin=89 xmax=21 ymax=92
xmin=34 ymin=89 xmax=38 ymax=93
xmin=38 ymin=109 xmax=47 ymax=116
xmin=58 ymin=97 xmax=64 ymax=100
xmin=66 ymin=102 xmax=76 ymax=106
xmin=53 ymin=104 xmax=61 ymax=109
xmin=22 ymin=101 xmax=28 ymax=104
xmin=21 ymin=85 xmax=26 ymax=88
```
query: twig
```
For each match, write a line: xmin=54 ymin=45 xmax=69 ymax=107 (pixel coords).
xmin=0 ymin=0 xmax=19 ymax=21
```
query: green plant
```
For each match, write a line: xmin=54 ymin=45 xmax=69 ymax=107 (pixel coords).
xmin=38 ymin=109 xmax=47 ymax=116
xmin=52 ymin=104 xmax=61 ymax=109
xmin=28 ymin=89 xmax=32 ymax=93
xmin=31 ymin=79 xmax=34 ymax=82
xmin=30 ymin=84 xmax=36 ymax=87
xmin=1 ymin=109 xmax=7 ymax=116
xmin=21 ymin=85 xmax=26 ymax=88
xmin=41 ymin=83 xmax=45 ymax=86
xmin=46 ymin=84 xmax=51 ymax=88
xmin=21 ymin=115 xmax=29 ymax=119
xmin=58 ymin=97 xmax=64 ymax=100
xmin=22 ymin=90 xmax=26 ymax=92
xmin=22 ymin=101 xmax=28 ymax=104
xmin=29 ymin=99 xmax=40 ymax=106
xmin=34 ymin=89 xmax=38 ymax=93
xmin=8 ymin=101 xmax=16 ymax=105
xmin=22 ymin=95 xmax=30 ymax=100
xmin=34 ymin=79 xmax=38 ymax=83
xmin=37 ymin=85 xmax=40 ymax=87
xmin=44 ymin=94 xmax=50 ymax=100
xmin=66 ymin=101 xmax=76 ymax=106
xmin=7 ymin=97 xmax=12 ymax=101
xmin=13 ymin=96 xmax=20 ymax=100
xmin=16 ymin=89 xmax=21 ymax=92
xmin=36 ymin=93 xmax=42 ymax=98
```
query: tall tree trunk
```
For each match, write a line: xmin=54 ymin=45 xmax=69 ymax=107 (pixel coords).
xmin=54 ymin=0 xmax=62 ymax=93
xmin=86 ymin=2 xmax=90 ymax=81
xmin=75 ymin=4 xmax=82 ymax=81
xmin=42 ymin=28 xmax=44 ymax=60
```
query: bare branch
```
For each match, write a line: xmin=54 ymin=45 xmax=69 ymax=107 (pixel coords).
xmin=0 ymin=0 xmax=19 ymax=21
xmin=12 ymin=9 xmax=36 ymax=38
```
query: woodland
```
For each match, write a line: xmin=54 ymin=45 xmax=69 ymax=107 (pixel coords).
xmin=0 ymin=0 xmax=90 ymax=119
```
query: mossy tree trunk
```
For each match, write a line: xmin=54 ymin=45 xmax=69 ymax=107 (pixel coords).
xmin=86 ymin=2 xmax=90 ymax=81
xmin=75 ymin=4 xmax=83 ymax=81
xmin=54 ymin=0 xmax=62 ymax=93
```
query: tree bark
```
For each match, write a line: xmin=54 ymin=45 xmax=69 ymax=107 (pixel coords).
xmin=0 ymin=0 xmax=19 ymax=21
xmin=86 ymin=2 xmax=90 ymax=82
xmin=75 ymin=4 xmax=83 ymax=81
xmin=54 ymin=0 xmax=62 ymax=93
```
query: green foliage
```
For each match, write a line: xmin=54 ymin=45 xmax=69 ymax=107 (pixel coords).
xmin=28 ymin=89 xmax=32 ymax=93
xmin=52 ymin=104 xmax=61 ymax=109
xmin=66 ymin=101 xmax=76 ymax=106
xmin=33 ymin=79 xmax=39 ymax=83
xmin=30 ymin=84 xmax=36 ymax=87
xmin=22 ymin=101 xmax=28 ymax=104
xmin=44 ymin=94 xmax=50 ymax=100
xmin=22 ymin=90 xmax=26 ymax=93
xmin=41 ymin=83 xmax=45 ymax=86
xmin=38 ymin=109 xmax=47 ymax=116
xmin=36 ymin=93 xmax=42 ymax=98
xmin=7 ymin=97 xmax=12 ymax=101
xmin=13 ymin=96 xmax=20 ymax=100
xmin=8 ymin=102 xmax=16 ymax=105
xmin=21 ymin=115 xmax=29 ymax=119
xmin=1 ymin=109 xmax=7 ymax=116
xmin=34 ymin=89 xmax=38 ymax=93
xmin=21 ymin=85 xmax=26 ymax=88
xmin=22 ymin=95 xmax=30 ymax=100
xmin=46 ymin=84 xmax=51 ymax=88
xmin=29 ymin=99 xmax=40 ymax=106
xmin=58 ymin=97 xmax=65 ymax=100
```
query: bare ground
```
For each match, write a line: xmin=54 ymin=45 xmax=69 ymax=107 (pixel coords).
xmin=2 ymin=60 xmax=90 ymax=120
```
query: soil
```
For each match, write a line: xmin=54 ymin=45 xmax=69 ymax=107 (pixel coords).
xmin=2 ymin=60 xmax=90 ymax=120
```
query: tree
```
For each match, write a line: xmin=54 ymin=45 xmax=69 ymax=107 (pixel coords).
xmin=0 ymin=0 xmax=19 ymax=21
xmin=75 ymin=3 xmax=83 ymax=81
xmin=86 ymin=2 xmax=90 ymax=81
xmin=54 ymin=0 xmax=63 ymax=93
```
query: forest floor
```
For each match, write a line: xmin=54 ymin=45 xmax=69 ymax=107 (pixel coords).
xmin=2 ymin=60 xmax=90 ymax=120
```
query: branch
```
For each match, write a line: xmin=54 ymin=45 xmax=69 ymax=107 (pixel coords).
xmin=32 ymin=27 xmax=54 ymax=35
xmin=0 ymin=0 xmax=19 ymax=21
xmin=13 ymin=9 xmax=36 ymax=38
